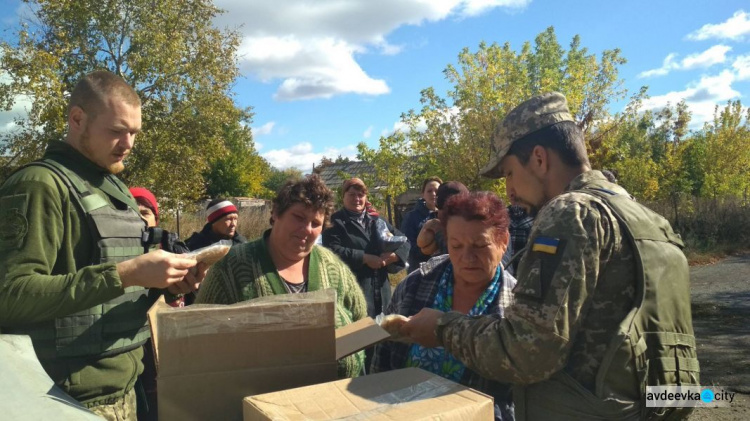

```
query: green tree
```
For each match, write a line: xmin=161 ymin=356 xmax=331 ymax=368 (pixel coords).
xmin=647 ymin=102 xmax=694 ymax=224
xmin=699 ymin=101 xmax=750 ymax=200
xmin=313 ymin=155 xmax=352 ymax=174
xmin=262 ymin=167 xmax=304 ymax=196
xmin=361 ymin=27 xmax=627 ymax=197
xmin=590 ymin=93 xmax=692 ymax=203
xmin=597 ymin=108 xmax=661 ymax=200
xmin=203 ymin=119 xmax=273 ymax=199
xmin=357 ymin=131 xmax=412 ymax=217
xmin=0 ymin=0 xmax=252 ymax=208
xmin=680 ymin=134 xmax=708 ymax=196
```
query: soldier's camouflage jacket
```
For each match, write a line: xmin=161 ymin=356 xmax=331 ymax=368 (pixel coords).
xmin=437 ymin=170 xmax=643 ymax=419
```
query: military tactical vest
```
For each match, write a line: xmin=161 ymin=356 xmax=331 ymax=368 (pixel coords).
xmin=513 ymin=180 xmax=699 ymax=421
xmin=6 ymin=159 xmax=153 ymax=360
xmin=582 ymin=185 xmax=700 ymax=419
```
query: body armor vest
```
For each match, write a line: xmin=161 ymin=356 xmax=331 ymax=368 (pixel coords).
xmin=7 ymin=159 xmax=153 ymax=360
xmin=583 ymin=185 xmax=700 ymax=419
xmin=513 ymin=180 xmax=699 ymax=420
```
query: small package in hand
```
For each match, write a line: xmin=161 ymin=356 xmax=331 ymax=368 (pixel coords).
xmin=375 ymin=313 xmax=412 ymax=343
xmin=185 ymin=240 xmax=231 ymax=266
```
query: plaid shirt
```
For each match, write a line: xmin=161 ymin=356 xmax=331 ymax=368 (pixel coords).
xmin=371 ymin=255 xmax=516 ymax=420
xmin=506 ymin=205 xmax=534 ymax=275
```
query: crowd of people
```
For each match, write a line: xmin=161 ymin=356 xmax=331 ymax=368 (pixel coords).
xmin=0 ymin=70 xmax=698 ymax=421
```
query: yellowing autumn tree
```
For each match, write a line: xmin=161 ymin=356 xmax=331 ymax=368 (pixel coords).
xmin=0 ymin=0 xmax=267 ymax=207
xmin=698 ymin=101 xmax=750 ymax=200
xmin=359 ymin=27 xmax=627 ymax=198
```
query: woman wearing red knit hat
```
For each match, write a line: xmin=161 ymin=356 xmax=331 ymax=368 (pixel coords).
xmin=129 ymin=187 xmax=159 ymax=228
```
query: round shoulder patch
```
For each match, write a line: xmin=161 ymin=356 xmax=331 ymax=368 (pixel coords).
xmin=0 ymin=208 xmax=28 ymax=248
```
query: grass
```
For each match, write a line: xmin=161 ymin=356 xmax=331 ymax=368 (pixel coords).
xmin=685 ymin=245 xmax=750 ymax=266
xmin=644 ymin=197 xmax=750 ymax=266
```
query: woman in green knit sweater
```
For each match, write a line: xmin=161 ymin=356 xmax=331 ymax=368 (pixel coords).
xmin=195 ymin=174 xmax=368 ymax=378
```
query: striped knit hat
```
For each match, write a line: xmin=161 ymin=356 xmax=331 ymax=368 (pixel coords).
xmin=206 ymin=199 xmax=238 ymax=224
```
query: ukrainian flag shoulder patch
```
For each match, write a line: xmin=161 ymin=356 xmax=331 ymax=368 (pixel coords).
xmin=532 ymin=236 xmax=560 ymax=254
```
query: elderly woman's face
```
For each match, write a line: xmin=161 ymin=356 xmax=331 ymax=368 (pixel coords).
xmin=343 ymin=188 xmax=367 ymax=213
xmin=271 ymin=203 xmax=325 ymax=261
xmin=446 ymin=216 xmax=507 ymax=286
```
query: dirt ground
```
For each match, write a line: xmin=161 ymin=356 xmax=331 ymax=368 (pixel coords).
xmin=687 ymin=253 xmax=750 ymax=420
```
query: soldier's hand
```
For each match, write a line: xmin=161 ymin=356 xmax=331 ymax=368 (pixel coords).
xmin=401 ymin=308 xmax=444 ymax=348
xmin=117 ymin=250 xmax=197 ymax=290
xmin=166 ymin=261 xmax=208 ymax=295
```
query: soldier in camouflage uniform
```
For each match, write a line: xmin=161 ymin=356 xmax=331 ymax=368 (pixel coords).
xmin=0 ymin=71 xmax=207 ymax=420
xmin=403 ymin=92 xmax=698 ymax=420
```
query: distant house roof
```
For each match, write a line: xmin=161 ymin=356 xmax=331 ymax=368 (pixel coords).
xmin=316 ymin=161 xmax=386 ymax=191
xmin=234 ymin=197 xmax=269 ymax=208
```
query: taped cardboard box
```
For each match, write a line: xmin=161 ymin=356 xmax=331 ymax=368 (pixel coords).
xmin=243 ymin=367 xmax=494 ymax=420
xmin=148 ymin=289 xmax=389 ymax=421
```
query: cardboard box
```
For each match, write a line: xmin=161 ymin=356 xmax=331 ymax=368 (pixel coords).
xmin=148 ymin=290 xmax=389 ymax=421
xmin=243 ymin=367 xmax=494 ymax=420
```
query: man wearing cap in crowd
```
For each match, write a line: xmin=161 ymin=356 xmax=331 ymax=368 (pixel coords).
xmin=403 ymin=92 xmax=698 ymax=419
xmin=186 ymin=198 xmax=248 ymax=250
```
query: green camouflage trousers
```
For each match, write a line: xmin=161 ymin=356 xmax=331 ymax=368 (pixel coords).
xmin=89 ymin=388 xmax=136 ymax=421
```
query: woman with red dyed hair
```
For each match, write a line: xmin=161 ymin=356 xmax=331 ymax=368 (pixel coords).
xmin=372 ymin=191 xmax=516 ymax=420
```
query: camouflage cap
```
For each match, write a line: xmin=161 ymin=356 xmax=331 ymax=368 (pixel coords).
xmin=479 ymin=92 xmax=574 ymax=178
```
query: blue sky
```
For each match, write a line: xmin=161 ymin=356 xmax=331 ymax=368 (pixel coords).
xmin=2 ymin=0 xmax=749 ymax=171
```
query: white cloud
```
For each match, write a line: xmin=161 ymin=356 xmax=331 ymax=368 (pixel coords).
xmin=262 ymin=142 xmax=358 ymax=171
xmin=251 ymin=121 xmax=276 ymax=136
xmin=460 ymin=0 xmax=530 ymax=17
xmin=363 ymin=126 xmax=373 ymax=139
xmin=380 ymin=106 xmax=463 ymax=137
xmin=638 ymin=46 xmax=731 ymax=78
xmin=642 ymin=70 xmax=740 ymax=126
xmin=638 ymin=53 xmax=679 ymax=78
xmin=271 ymin=38 xmax=389 ymax=101
xmin=377 ymin=41 xmax=404 ymax=56
xmin=0 ymin=68 xmax=33 ymax=136
xmin=0 ymin=97 xmax=32 ymax=136
xmin=733 ymin=54 xmax=750 ymax=81
xmin=382 ymin=118 xmax=427 ymax=137
xmin=687 ymin=10 xmax=750 ymax=41
xmin=681 ymin=45 xmax=732 ymax=69
xmin=215 ymin=0 xmax=530 ymax=101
